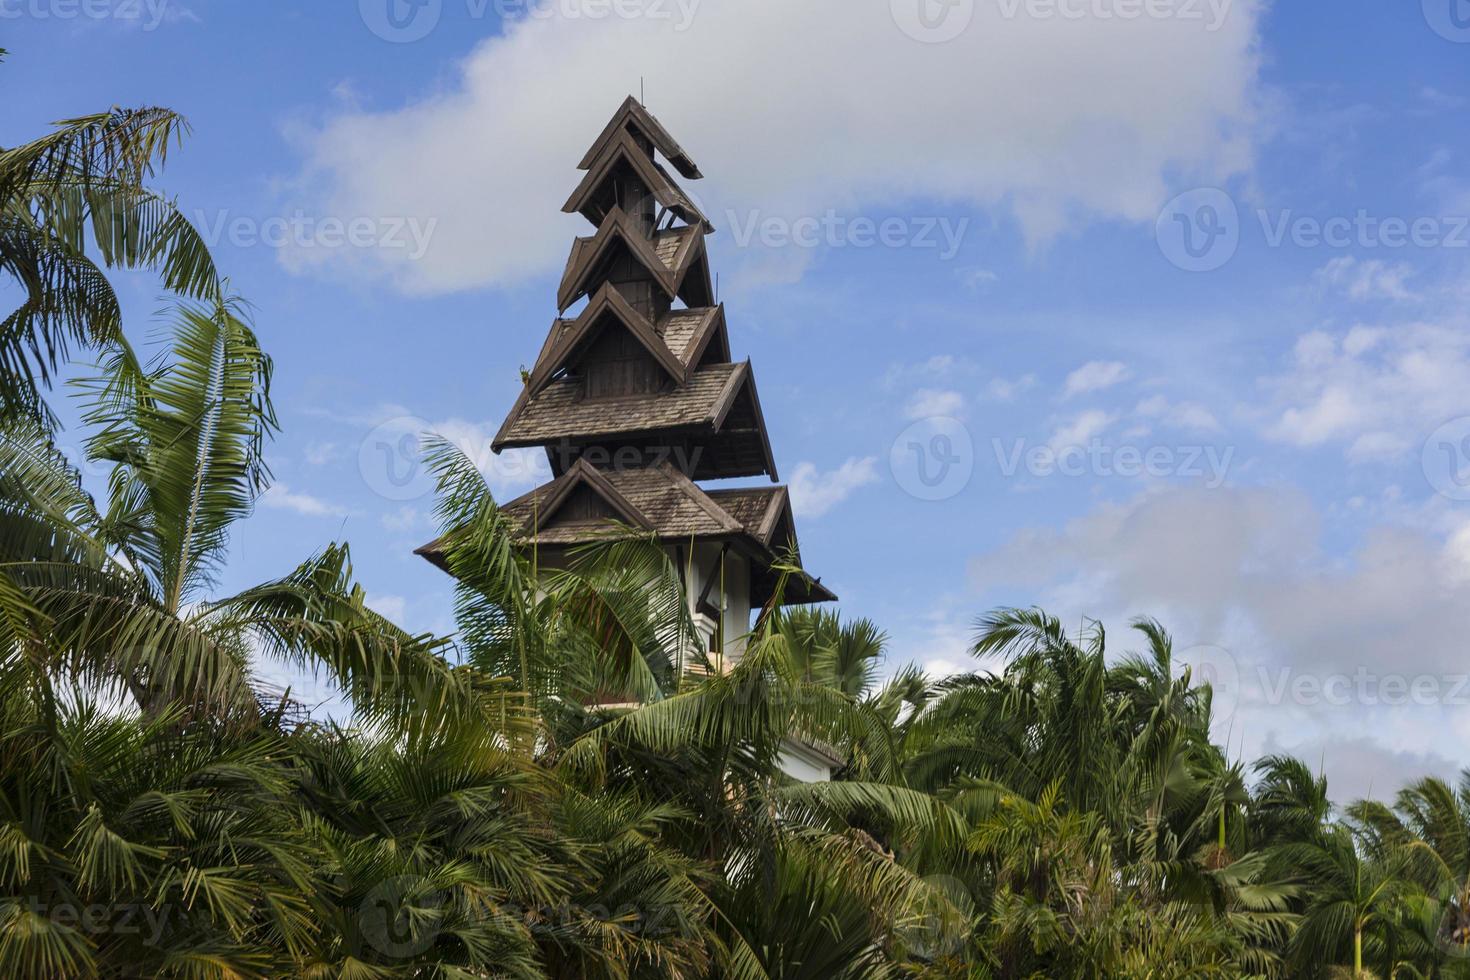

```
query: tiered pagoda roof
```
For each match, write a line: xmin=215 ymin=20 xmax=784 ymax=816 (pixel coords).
xmin=430 ymin=96 xmax=832 ymax=606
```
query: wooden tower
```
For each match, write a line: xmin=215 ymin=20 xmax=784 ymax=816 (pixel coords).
xmin=419 ymin=96 xmax=834 ymax=670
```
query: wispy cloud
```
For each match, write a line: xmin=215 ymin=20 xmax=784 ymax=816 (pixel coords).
xmin=904 ymin=388 xmax=966 ymax=420
xmin=260 ymin=484 xmax=351 ymax=519
xmin=1063 ymin=360 xmax=1130 ymax=398
xmin=1047 ymin=410 xmax=1114 ymax=453
xmin=1314 ymin=257 xmax=1416 ymax=302
xmin=789 ymin=457 xmax=880 ymax=518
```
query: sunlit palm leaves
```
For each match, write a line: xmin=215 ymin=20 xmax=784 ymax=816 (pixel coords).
xmin=0 ymin=106 xmax=218 ymax=423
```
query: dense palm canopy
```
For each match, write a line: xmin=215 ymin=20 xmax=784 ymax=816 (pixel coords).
xmin=5 ymin=97 xmax=1470 ymax=979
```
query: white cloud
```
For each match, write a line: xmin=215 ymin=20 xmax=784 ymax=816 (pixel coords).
xmin=260 ymin=483 xmax=350 ymax=518
xmin=1265 ymin=321 xmax=1470 ymax=461
xmin=969 ymin=485 xmax=1470 ymax=801
xmin=789 ymin=457 xmax=879 ymax=518
xmin=425 ymin=418 xmax=551 ymax=497
xmin=285 ymin=0 xmax=1263 ymax=294
xmin=1135 ymin=394 xmax=1222 ymax=434
xmin=960 ymin=267 xmax=999 ymax=291
xmin=304 ymin=441 xmax=342 ymax=466
xmin=905 ymin=388 xmax=966 ymax=420
xmin=985 ymin=374 xmax=1038 ymax=402
xmin=1314 ymin=257 xmax=1416 ymax=302
xmin=381 ymin=506 xmax=427 ymax=533
xmin=1420 ymin=87 xmax=1466 ymax=111
xmin=1047 ymin=409 xmax=1113 ymax=452
xmin=367 ymin=594 xmax=409 ymax=625
xmin=1063 ymin=360 xmax=1131 ymax=397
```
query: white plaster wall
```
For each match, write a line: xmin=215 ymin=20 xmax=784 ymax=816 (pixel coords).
xmin=777 ymin=743 xmax=834 ymax=783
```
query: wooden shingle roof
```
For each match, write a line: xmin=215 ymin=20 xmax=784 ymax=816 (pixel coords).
xmin=415 ymin=460 xmax=835 ymax=604
xmin=526 ymin=301 xmax=730 ymax=394
xmin=526 ymin=284 xmax=684 ymax=397
xmin=704 ymin=486 xmax=789 ymax=546
xmin=556 ymin=208 xmax=711 ymax=312
xmin=495 ymin=361 xmax=743 ymax=448
xmin=564 ymin=128 xmax=712 ymax=232
xmin=577 ymin=95 xmax=702 ymax=180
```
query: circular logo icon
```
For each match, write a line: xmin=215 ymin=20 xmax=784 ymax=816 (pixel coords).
xmin=1424 ymin=0 xmax=1470 ymax=42
xmin=360 ymin=875 xmax=446 ymax=959
xmin=1180 ymin=644 xmax=1241 ymax=730
xmin=359 ymin=0 xmax=442 ymax=42
xmin=891 ymin=416 xmax=974 ymax=502
xmin=1156 ymin=188 xmax=1240 ymax=272
xmin=891 ymin=0 xmax=975 ymax=43
xmin=358 ymin=416 xmax=434 ymax=502
xmin=1424 ymin=417 xmax=1470 ymax=501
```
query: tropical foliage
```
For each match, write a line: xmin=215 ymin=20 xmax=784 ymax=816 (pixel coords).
xmin=4 ymin=99 xmax=1470 ymax=979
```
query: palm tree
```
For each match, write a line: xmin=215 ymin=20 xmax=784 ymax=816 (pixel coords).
xmin=772 ymin=607 xmax=888 ymax=699
xmin=418 ymin=438 xmax=960 ymax=978
xmin=1349 ymin=774 xmax=1470 ymax=973
xmin=1 ymin=98 xmax=218 ymax=424
xmin=0 ymin=679 xmax=317 ymax=978
xmin=1281 ymin=825 xmax=1411 ymax=977
xmin=1254 ymin=754 xmax=1333 ymax=847
xmin=0 ymin=296 xmax=471 ymax=733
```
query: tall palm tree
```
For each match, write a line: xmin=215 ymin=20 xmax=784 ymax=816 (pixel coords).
xmin=1 ymin=99 xmax=218 ymax=424
xmin=0 ymin=296 xmax=470 ymax=733
xmin=419 ymin=437 xmax=959 ymax=978
xmin=1281 ymin=825 xmax=1411 ymax=977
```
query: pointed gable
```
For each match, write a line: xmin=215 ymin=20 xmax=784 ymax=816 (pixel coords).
xmin=425 ymin=96 xmax=833 ymax=605
xmin=527 ymin=284 xmax=684 ymax=397
xmin=577 ymin=95 xmax=702 ymax=180
xmin=556 ymin=208 xmax=712 ymax=313
xmin=564 ymin=128 xmax=712 ymax=232
xmin=527 ymin=459 xmax=652 ymax=536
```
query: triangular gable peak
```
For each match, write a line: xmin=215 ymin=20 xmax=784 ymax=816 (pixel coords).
xmin=527 ymin=459 xmax=652 ymax=537
xmin=556 ymin=207 xmax=713 ymax=313
xmin=756 ymin=487 xmax=801 ymax=564
xmin=564 ymin=128 xmax=712 ymax=233
xmin=577 ymin=95 xmax=702 ymax=180
xmin=661 ymin=305 xmax=732 ymax=373
xmin=528 ymin=284 xmax=684 ymax=397
xmin=711 ymin=360 xmax=779 ymax=482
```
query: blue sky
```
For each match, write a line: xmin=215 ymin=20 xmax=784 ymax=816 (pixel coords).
xmin=5 ymin=0 xmax=1470 ymax=799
